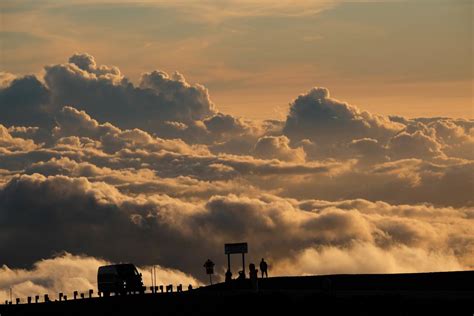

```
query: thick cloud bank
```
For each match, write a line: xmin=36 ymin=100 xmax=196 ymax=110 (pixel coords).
xmin=1 ymin=54 xmax=473 ymax=300
xmin=0 ymin=253 xmax=199 ymax=302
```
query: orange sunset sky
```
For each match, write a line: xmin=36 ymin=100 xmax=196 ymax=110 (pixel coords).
xmin=1 ymin=0 xmax=472 ymax=119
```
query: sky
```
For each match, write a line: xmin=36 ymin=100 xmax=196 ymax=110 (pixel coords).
xmin=1 ymin=0 xmax=472 ymax=119
xmin=0 ymin=0 xmax=473 ymax=302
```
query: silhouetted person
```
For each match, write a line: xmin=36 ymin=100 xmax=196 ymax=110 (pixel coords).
xmin=259 ymin=258 xmax=268 ymax=278
xmin=249 ymin=263 xmax=259 ymax=291
xmin=225 ymin=269 xmax=232 ymax=283
xmin=237 ymin=270 xmax=245 ymax=280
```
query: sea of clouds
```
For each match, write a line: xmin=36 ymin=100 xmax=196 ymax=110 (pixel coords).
xmin=1 ymin=53 xmax=472 ymax=300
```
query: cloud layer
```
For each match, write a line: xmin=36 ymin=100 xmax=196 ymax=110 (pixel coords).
xmin=1 ymin=54 xmax=472 ymax=301
xmin=0 ymin=253 xmax=199 ymax=302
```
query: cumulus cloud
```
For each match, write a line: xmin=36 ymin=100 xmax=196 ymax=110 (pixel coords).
xmin=425 ymin=119 xmax=474 ymax=160
xmin=23 ymin=157 xmax=258 ymax=200
xmin=280 ymin=87 xmax=470 ymax=163
xmin=43 ymin=54 xmax=217 ymax=132
xmin=0 ymin=125 xmax=38 ymax=152
xmin=68 ymin=53 xmax=123 ymax=80
xmin=0 ymin=72 xmax=16 ymax=88
xmin=1 ymin=54 xmax=473 ymax=300
xmin=388 ymin=131 xmax=444 ymax=160
xmin=253 ymin=135 xmax=306 ymax=162
xmin=347 ymin=138 xmax=388 ymax=164
xmin=0 ymin=53 xmax=219 ymax=136
xmin=139 ymin=70 xmax=216 ymax=122
xmin=0 ymin=75 xmax=52 ymax=127
xmin=52 ymin=106 xmax=210 ymax=155
xmin=283 ymin=87 xmax=404 ymax=145
xmin=281 ymin=159 xmax=474 ymax=207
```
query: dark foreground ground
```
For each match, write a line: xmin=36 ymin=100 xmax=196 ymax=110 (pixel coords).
xmin=1 ymin=271 xmax=473 ymax=316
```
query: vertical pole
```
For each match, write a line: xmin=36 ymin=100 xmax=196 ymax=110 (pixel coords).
xmin=154 ymin=266 xmax=157 ymax=292
xmin=209 ymin=274 xmax=212 ymax=285
xmin=227 ymin=254 xmax=231 ymax=272
xmin=151 ymin=267 xmax=154 ymax=292
xmin=242 ymin=253 xmax=245 ymax=277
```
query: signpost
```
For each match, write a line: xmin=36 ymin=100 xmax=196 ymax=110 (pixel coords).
xmin=203 ymin=259 xmax=215 ymax=285
xmin=224 ymin=242 xmax=248 ymax=278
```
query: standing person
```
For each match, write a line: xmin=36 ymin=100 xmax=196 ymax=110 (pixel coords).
xmin=249 ymin=263 xmax=259 ymax=291
xmin=225 ymin=269 xmax=232 ymax=283
xmin=260 ymin=258 xmax=268 ymax=278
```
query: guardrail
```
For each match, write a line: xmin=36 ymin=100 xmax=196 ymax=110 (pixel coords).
xmin=3 ymin=283 xmax=193 ymax=305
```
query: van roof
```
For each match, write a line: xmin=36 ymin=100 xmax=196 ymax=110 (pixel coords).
xmin=100 ymin=263 xmax=136 ymax=268
xmin=98 ymin=264 xmax=137 ymax=272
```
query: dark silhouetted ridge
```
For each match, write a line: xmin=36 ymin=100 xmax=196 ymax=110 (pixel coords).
xmin=1 ymin=271 xmax=473 ymax=316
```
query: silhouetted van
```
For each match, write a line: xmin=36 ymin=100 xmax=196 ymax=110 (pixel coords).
xmin=98 ymin=264 xmax=144 ymax=296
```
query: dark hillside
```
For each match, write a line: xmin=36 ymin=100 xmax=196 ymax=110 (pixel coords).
xmin=1 ymin=271 xmax=473 ymax=316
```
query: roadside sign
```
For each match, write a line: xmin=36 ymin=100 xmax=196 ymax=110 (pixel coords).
xmin=204 ymin=259 xmax=215 ymax=275
xmin=225 ymin=242 xmax=248 ymax=254
xmin=203 ymin=259 xmax=215 ymax=285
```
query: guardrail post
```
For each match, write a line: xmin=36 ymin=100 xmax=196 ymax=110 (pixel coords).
xmin=35 ymin=295 xmax=39 ymax=303
xmin=89 ymin=289 xmax=93 ymax=298
xmin=27 ymin=296 xmax=32 ymax=304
